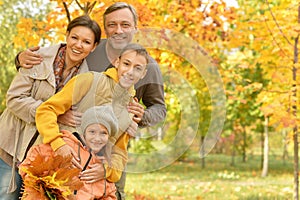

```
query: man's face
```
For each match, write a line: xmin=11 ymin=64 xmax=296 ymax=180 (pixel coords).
xmin=104 ymin=8 xmax=137 ymax=50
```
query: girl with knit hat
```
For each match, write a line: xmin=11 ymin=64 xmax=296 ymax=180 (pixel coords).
xmin=19 ymin=105 xmax=119 ymax=200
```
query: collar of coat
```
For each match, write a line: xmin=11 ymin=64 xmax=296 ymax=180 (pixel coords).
xmin=103 ymin=67 xmax=136 ymax=97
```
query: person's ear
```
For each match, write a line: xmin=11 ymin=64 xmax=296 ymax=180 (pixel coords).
xmin=133 ymin=26 xmax=138 ymax=34
xmin=91 ymin=43 xmax=98 ymax=52
xmin=140 ymin=69 xmax=147 ymax=80
xmin=65 ymin=31 xmax=70 ymax=42
xmin=114 ymin=57 xmax=120 ymax=68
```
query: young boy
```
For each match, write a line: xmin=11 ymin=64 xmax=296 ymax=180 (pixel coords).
xmin=20 ymin=105 xmax=119 ymax=199
xmin=35 ymin=43 xmax=149 ymax=183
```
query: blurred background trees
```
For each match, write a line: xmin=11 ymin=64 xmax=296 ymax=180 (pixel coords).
xmin=1 ymin=0 xmax=300 ymax=191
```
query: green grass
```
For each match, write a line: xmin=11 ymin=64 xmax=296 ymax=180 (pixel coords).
xmin=124 ymin=153 xmax=294 ymax=200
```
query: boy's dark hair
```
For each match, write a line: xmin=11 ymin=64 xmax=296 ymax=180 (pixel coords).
xmin=103 ymin=2 xmax=138 ymax=28
xmin=67 ymin=15 xmax=101 ymax=45
xmin=119 ymin=43 xmax=149 ymax=64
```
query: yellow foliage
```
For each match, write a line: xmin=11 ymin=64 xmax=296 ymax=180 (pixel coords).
xmin=293 ymin=24 xmax=300 ymax=33
xmin=14 ymin=0 xmax=300 ymax=132
xmin=13 ymin=17 xmax=50 ymax=48
xmin=20 ymin=153 xmax=82 ymax=200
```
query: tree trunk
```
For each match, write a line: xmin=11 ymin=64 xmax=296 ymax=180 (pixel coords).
xmin=200 ymin=135 xmax=205 ymax=169
xmin=293 ymin=5 xmax=299 ymax=199
xmin=261 ymin=116 xmax=269 ymax=177
xmin=261 ymin=129 xmax=264 ymax=169
xmin=231 ymin=134 xmax=236 ymax=166
xmin=294 ymin=128 xmax=298 ymax=200
xmin=242 ymin=126 xmax=246 ymax=162
xmin=282 ymin=129 xmax=288 ymax=164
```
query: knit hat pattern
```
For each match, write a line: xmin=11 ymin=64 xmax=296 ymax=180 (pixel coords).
xmin=79 ymin=105 xmax=118 ymax=136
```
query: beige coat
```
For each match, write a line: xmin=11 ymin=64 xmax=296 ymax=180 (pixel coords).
xmin=0 ymin=44 xmax=89 ymax=192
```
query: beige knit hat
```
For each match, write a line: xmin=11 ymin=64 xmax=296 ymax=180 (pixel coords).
xmin=79 ymin=105 xmax=118 ymax=136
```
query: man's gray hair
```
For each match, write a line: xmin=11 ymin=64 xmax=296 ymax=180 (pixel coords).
xmin=103 ymin=2 xmax=138 ymax=27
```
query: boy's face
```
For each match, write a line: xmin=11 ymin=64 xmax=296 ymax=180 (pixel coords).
xmin=84 ymin=123 xmax=109 ymax=153
xmin=115 ymin=50 xmax=148 ymax=89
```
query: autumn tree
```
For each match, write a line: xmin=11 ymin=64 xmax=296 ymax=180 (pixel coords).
xmin=232 ymin=0 xmax=300 ymax=198
xmin=0 ymin=0 xmax=52 ymax=113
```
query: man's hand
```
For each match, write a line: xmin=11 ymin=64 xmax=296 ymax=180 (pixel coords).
xmin=128 ymin=97 xmax=144 ymax=123
xmin=18 ymin=46 xmax=43 ymax=68
xmin=79 ymin=162 xmax=105 ymax=183
xmin=55 ymin=144 xmax=82 ymax=170
xmin=57 ymin=109 xmax=82 ymax=127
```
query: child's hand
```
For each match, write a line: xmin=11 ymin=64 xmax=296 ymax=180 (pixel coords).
xmin=128 ymin=97 xmax=144 ymax=123
xmin=79 ymin=163 xmax=105 ymax=183
xmin=55 ymin=144 xmax=82 ymax=170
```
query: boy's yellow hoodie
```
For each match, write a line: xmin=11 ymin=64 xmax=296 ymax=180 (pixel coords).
xmin=36 ymin=68 xmax=134 ymax=182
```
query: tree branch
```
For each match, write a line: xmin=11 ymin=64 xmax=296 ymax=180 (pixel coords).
xmin=261 ymin=89 xmax=289 ymax=94
xmin=263 ymin=14 xmax=291 ymax=60
xmin=265 ymin=0 xmax=293 ymax=47
xmin=87 ymin=1 xmax=97 ymax=14
xmin=75 ymin=0 xmax=84 ymax=11
xmin=63 ymin=2 xmax=71 ymax=22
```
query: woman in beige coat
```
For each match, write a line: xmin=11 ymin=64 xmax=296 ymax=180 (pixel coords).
xmin=0 ymin=15 xmax=101 ymax=200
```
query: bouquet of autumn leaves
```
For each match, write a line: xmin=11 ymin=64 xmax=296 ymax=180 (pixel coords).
xmin=19 ymin=145 xmax=83 ymax=200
